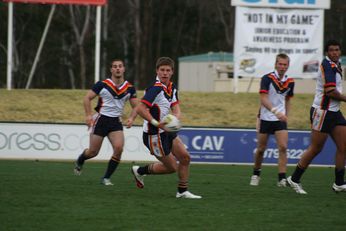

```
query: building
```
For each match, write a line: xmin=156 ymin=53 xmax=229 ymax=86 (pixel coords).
xmin=178 ymin=52 xmax=346 ymax=93
xmin=178 ymin=52 xmax=233 ymax=92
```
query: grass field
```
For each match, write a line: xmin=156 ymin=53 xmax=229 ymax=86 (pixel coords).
xmin=0 ymin=89 xmax=320 ymax=129
xmin=1 ymin=160 xmax=346 ymax=231
xmin=1 ymin=90 xmax=346 ymax=230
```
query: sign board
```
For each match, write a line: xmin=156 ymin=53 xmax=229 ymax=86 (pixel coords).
xmin=0 ymin=123 xmax=337 ymax=166
xmin=233 ymin=7 xmax=324 ymax=79
xmin=231 ymin=0 xmax=330 ymax=9
xmin=181 ymin=128 xmax=335 ymax=166
xmin=3 ymin=0 xmax=106 ymax=5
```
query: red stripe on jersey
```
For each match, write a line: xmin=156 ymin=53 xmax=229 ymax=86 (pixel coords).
xmin=154 ymin=81 xmax=173 ymax=97
xmin=316 ymin=109 xmax=327 ymax=130
xmin=267 ymin=73 xmax=294 ymax=91
xmin=103 ymin=79 xmax=130 ymax=95
xmin=320 ymin=65 xmax=326 ymax=83
xmin=324 ymin=83 xmax=336 ymax=88
xmin=141 ymin=99 xmax=152 ymax=107
xmin=259 ymin=90 xmax=268 ymax=94
xmin=171 ymin=101 xmax=179 ymax=107
xmin=149 ymin=134 xmax=164 ymax=157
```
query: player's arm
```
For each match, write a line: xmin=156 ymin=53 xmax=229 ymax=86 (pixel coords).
xmin=259 ymin=76 xmax=286 ymax=121
xmin=260 ymin=93 xmax=287 ymax=122
xmin=325 ymin=86 xmax=346 ymax=102
xmin=136 ymin=102 xmax=167 ymax=130
xmin=323 ymin=61 xmax=346 ymax=102
xmin=126 ymin=98 xmax=139 ymax=128
xmin=171 ymin=103 xmax=181 ymax=120
xmin=83 ymin=90 xmax=97 ymax=128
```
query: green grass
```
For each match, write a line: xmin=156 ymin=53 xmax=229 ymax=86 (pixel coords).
xmin=2 ymin=89 xmax=346 ymax=130
xmin=1 ymin=90 xmax=346 ymax=230
xmin=1 ymin=160 xmax=346 ymax=231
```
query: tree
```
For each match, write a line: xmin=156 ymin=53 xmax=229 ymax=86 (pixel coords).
xmin=69 ymin=5 xmax=92 ymax=89
xmin=2 ymin=0 xmax=345 ymax=89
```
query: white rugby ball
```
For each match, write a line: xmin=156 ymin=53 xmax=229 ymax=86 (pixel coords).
xmin=163 ymin=114 xmax=181 ymax=132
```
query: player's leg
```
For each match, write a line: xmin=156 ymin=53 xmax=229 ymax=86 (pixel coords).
xmin=172 ymin=136 xmax=201 ymax=199
xmin=297 ymin=130 xmax=327 ymax=169
xmin=250 ymin=132 xmax=269 ymax=186
xmin=254 ymin=132 xmax=269 ymax=170
xmin=274 ymin=130 xmax=288 ymax=186
xmin=101 ymin=130 xmax=124 ymax=185
xmin=287 ymin=130 xmax=328 ymax=194
xmin=155 ymin=155 xmax=178 ymax=174
xmin=330 ymin=125 xmax=346 ymax=191
xmin=172 ymin=136 xmax=190 ymax=191
xmin=74 ymin=133 xmax=104 ymax=175
xmin=74 ymin=115 xmax=106 ymax=175
xmin=131 ymin=133 xmax=176 ymax=188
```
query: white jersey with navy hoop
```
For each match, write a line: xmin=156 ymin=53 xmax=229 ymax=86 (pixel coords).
xmin=312 ymin=56 xmax=343 ymax=112
xmin=92 ymin=78 xmax=137 ymax=117
xmin=141 ymin=79 xmax=179 ymax=134
xmin=259 ymin=70 xmax=295 ymax=121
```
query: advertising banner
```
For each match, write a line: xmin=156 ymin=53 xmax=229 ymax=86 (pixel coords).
xmin=231 ymin=0 xmax=330 ymax=9
xmin=0 ymin=123 xmax=155 ymax=162
xmin=3 ymin=0 xmax=106 ymax=5
xmin=180 ymin=128 xmax=335 ymax=166
xmin=0 ymin=123 xmax=336 ymax=166
xmin=233 ymin=7 xmax=324 ymax=79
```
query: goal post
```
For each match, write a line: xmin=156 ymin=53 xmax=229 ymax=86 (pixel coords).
xmin=3 ymin=0 xmax=107 ymax=90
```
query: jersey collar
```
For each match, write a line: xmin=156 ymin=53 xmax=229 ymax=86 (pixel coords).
xmin=325 ymin=56 xmax=341 ymax=66
xmin=273 ymin=70 xmax=288 ymax=83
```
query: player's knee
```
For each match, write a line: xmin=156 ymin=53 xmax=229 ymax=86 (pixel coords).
xmin=86 ymin=149 xmax=98 ymax=157
xmin=170 ymin=166 xmax=178 ymax=173
xmin=112 ymin=152 xmax=122 ymax=160
xmin=166 ymin=164 xmax=177 ymax=173
xmin=179 ymin=155 xmax=191 ymax=165
xmin=309 ymin=145 xmax=323 ymax=154
xmin=114 ymin=146 xmax=123 ymax=154
xmin=256 ymin=147 xmax=266 ymax=155
xmin=277 ymin=145 xmax=287 ymax=153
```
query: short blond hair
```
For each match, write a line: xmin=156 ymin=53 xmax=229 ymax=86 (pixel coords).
xmin=156 ymin=57 xmax=174 ymax=70
xmin=275 ymin=53 xmax=290 ymax=64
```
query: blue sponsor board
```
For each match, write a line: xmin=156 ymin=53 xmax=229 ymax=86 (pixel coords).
xmin=179 ymin=128 xmax=336 ymax=166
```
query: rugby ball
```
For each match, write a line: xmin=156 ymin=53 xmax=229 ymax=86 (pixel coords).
xmin=163 ymin=114 xmax=181 ymax=132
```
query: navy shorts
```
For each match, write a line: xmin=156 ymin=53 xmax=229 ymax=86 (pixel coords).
xmin=310 ymin=107 xmax=346 ymax=134
xmin=92 ymin=114 xmax=123 ymax=137
xmin=259 ymin=120 xmax=287 ymax=134
xmin=143 ymin=132 xmax=178 ymax=157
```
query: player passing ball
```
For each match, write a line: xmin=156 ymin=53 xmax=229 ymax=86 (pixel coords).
xmin=131 ymin=57 xmax=201 ymax=199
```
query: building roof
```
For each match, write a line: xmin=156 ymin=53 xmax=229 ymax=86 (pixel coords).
xmin=178 ymin=52 xmax=233 ymax=62
xmin=178 ymin=52 xmax=346 ymax=64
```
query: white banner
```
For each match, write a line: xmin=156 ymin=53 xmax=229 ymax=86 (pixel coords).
xmin=231 ymin=0 xmax=330 ymax=9
xmin=234 ymin=7 xmax=324 ymax=79
xmin=0 ymin=123 xmax=155 ymax=161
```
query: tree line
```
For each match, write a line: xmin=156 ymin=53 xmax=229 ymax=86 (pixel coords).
xmin=0 ymin=0 xmax=344 ymax=89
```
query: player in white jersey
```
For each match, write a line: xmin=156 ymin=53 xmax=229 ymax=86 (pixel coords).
xmin=287 ymin=40 xmax=346 ymax=194
xmin=250 ymin=53 xmax=295 ymax=187
xmin=74 ymin=59 xmax=138 ymax=186
xmin=131 ymin=57 xmax=201 ymax=199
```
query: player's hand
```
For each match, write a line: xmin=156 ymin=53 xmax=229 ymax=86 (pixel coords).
xmin=150 ymin=119 xmax=171 ymax=132
xmin=276 ymin=112 xmax=287 ymax=122
xmin=157 ymin=122 xmax=170 ymax=132
xmin=85 ymin=115 xmax=94 ymax=128
xmin=126 ymin=118 xmax=134 ymax=128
